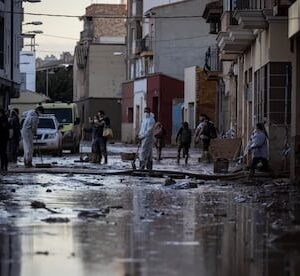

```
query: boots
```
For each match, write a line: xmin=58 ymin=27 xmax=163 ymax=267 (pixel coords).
xmin=185 ymin=156 xmax=188 ymax=165
xmin=104 ymin=155 xmax=108 ymax=164
xmin=177 ymin=155 xmax=180 ymax=164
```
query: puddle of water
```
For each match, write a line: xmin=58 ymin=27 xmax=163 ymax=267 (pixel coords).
xmin=0 ymin=173 xmax=299 ymax=276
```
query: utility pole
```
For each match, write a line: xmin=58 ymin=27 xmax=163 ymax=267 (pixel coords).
xmin=10 ymin=0 xmax=14 ymax=108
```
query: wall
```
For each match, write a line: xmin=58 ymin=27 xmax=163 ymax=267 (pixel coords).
xmin=20 ymin=51 xmax=36 ymax=92
xmin=133 ymin=78 xmax=147 ymax=138
xmin=184 ymin=66 xmax=197 ymax=128
xmin=152 ymin=0 xmax=216 ymax=80
xmin=121 ymin=81 xmax=134 ymax=143
xmin=88 ymin=44 xmax=126 ymax=99
xmin=147 ymin=74 xmax=184 ymax=143
xmin=85 ymin=4 xmax=126 ymax=38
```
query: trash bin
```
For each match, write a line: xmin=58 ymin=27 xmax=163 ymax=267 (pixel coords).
xmin=213 ymin=158 xmax=229 ymax=173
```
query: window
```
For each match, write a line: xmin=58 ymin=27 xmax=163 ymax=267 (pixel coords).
xmin=43 ymin=108 xmax=73 ymax=124
xmin=38 ymin=118 xmax=56 ymax=129
xmin=0 ymin=16 xmax=4 ymax=69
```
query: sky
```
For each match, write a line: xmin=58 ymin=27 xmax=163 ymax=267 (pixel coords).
xmin=23 ymin=0 xmax=122 ymax=59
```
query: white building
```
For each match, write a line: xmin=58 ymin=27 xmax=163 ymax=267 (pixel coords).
xmin=20 ymin=51 xmax=36 ymax=92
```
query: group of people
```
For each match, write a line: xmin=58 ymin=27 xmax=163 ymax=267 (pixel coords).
xmin=0 ymin=103 xmax=271 ymax=177
xmin=138 ymin=107 xmax=270 ymax=177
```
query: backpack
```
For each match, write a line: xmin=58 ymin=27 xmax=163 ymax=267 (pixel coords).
xmin=203 ymin=122 xmax=217 ymax=139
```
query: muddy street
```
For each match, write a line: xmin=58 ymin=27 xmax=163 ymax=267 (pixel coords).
xmin=1 ymin=153 xmax=300 ymax=276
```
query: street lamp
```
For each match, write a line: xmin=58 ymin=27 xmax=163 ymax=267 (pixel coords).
xmin=25 ymin=30 xmax=43 ymax=34
xmin=23 ymin=21 xmax=43 ymax=25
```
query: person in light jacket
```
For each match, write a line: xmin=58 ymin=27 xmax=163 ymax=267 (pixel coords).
xmin=138 ymin=107 xmax=156 ymax=170
xmin=248 ymin=123 xmax=270 ymax=177
xmin=21 ymin=106 xmax=44 ymax=168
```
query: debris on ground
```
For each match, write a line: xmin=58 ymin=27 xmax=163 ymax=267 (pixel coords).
xmin=77 ymin=210 xmax=108 ymax=219
xmin=171 ymin=181 xmax=198 ymax=190
xmin=31 ymin=200 xmax=60 ymax=214
xmin=164 ymin=177 xmax=176 ymax=186
xmin=42 ymin=217 xmax=70 ymax=223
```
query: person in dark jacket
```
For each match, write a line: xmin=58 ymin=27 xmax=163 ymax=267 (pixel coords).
xmin=176 ymin=122 xmax=192 ymax=164
xmin=153 ymin=122 xmax=166 ymax=161
xmin=95 ymin=110 xmax=110 ymax=164
xmin=0 ymin=109 xmax=9 ymax=172
xmin=8 ymin=108 xmax=21 ymax=163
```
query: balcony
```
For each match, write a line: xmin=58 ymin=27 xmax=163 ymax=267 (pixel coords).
xmin=203 ymin=1 xmax=223 ymax=34
xmin=217 ymin=28 xmax=256 ymax=60
xmin=234 ymin=10 xmax=269 ymax=29
xmin=204 ymin=46 xmax=222 ymax=80
xmin=140 ymin=36 xmax=153 ymax=57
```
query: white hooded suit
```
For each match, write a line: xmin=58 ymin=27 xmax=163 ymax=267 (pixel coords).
xmin=138 ymin=112 xmax=155 ymax=169
xmin=21 ymin=109 xmax=39 ymax=166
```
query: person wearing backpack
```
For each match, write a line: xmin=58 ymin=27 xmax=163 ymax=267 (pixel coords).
xmin=176 ymin=122 xmax=192 ymax=164
xmin=196 ymin=114 xmax=217 ymax=162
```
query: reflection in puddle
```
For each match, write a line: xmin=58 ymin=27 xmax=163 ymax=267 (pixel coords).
xmin=0 ymin=174 xmax=299 ymax=276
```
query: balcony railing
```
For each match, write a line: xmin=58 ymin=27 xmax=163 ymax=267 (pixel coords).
xmin=204 ymin=46 xmax=221 ymax=73
xmin=141 ymin=36 xmax=152 ymax=52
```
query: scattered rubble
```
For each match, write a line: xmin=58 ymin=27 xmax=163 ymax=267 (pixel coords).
xmin=42 ymin=217 xmax=70 ymax=223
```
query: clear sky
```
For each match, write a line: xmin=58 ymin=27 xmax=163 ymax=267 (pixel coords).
xmin=23 ymin=0 xmax=122 ymax=58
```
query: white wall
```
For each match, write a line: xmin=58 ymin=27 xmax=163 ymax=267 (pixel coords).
xmin=184 ymin=66 xmax=197 ymax=128
xmin=133 ymin=78 xmax=147 ymax=138
xmin=20 ymin=51 xmax=36 ymax=92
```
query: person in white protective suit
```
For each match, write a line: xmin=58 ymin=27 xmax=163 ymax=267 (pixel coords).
xmin=138 ymin=107 xmax=156 ymax=170
xmin=21 ymin=106 xmax=44 ymax=168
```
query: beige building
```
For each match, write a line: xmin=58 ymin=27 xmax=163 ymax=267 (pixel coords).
xmin=73 ymin=4 xmax=126 ymax=140
xmin=203 ymin=0 xmax=293 ymax=170
xmin=288 ymin=0 xmax=300 ymax=184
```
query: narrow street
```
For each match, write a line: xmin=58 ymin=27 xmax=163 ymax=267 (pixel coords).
xmin=0 ymin=145 xmax=299 ymax=276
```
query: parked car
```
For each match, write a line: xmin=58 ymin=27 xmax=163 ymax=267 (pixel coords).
xmin=40 ymin=102 xmax=81 ymax=153
xmin=20 ymin=114 xmax=63 ymax=156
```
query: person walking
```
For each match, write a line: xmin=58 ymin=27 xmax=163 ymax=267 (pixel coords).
xmin=138 ymin=107 xmax=156 ymax=170
xmin=0 ymin=109 xmax=9 ymax=172
xmin=8 ymin=108 xmax=21 ymax=163
xmin=248 ymin=123 xmax=271 ymax=177
xmin=153 ymin=122 xmax=166 ymax=161
xmin=176 ymin=122 xmax=192 ymax=164
xmin=195 ymin=114 xmax=217 ymax=162
xmin=21 ymin=106 xmax=44 ymax=168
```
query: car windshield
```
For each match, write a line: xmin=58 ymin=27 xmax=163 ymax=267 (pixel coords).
xmin=38 ymin=118 xmax=56 ymax=129
xmin=43 ymin=108 xmax=72 ymax=124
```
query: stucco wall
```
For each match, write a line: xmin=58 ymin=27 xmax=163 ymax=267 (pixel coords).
xmin=184 ymin=66 xmax=197 ymax=128
xmin=152 ymin=0 xmax=216 ymax=80
xmin=88 ymin=44 xmax=126 ymax=99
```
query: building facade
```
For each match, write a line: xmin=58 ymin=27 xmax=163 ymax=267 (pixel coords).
xmin=202 ymin=0 xmax=293 ymax=170
xmin=0 ymin=0 xmax=22 ymax=109
xmin=73 ymin=4 xmax=127 ymax=140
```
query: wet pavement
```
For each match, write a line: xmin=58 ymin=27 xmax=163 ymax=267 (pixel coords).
xmin=1 ymin=146 xmax=300 ymax=276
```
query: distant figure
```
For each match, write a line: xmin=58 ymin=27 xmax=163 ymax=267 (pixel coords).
xmin=153 ymin=122 xmax=166 ymax=161
xmin=21 ymin=106 xmax=44 ymax=168
xmin=195 ymin=114 xmax=217 ymax=162
xmin=96 ymin=110 xmax=111 ymax=164
xmin=0 ymin=109 xmax=9 ymax=172
xmin=248 ymin=123 xmax=271 ymax=177
xmin=176 ymin=122 xmax=192 ymax=164
xmin=88 ymin=115 xmax=101 ymax=163
xmin=138 ymin=107 xmax=156 ymax=170
xmin=8 ymin=108 xmax=21 ymax=163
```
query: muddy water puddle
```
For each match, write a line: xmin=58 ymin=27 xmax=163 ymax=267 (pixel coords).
xmin=0 ymin=173 xmax=300 ymax=276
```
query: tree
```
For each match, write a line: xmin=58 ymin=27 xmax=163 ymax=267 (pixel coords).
xmin=36 ymin=66 xmax=73 ymax=102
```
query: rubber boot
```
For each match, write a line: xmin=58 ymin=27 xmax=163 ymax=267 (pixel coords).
xmin=177 ymin=155 xmax=180 ymax=164
xmin=104 ymin=155 xmax=108 ymax=164
xmin=185 ymin=156 xmax=188 ymax=165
